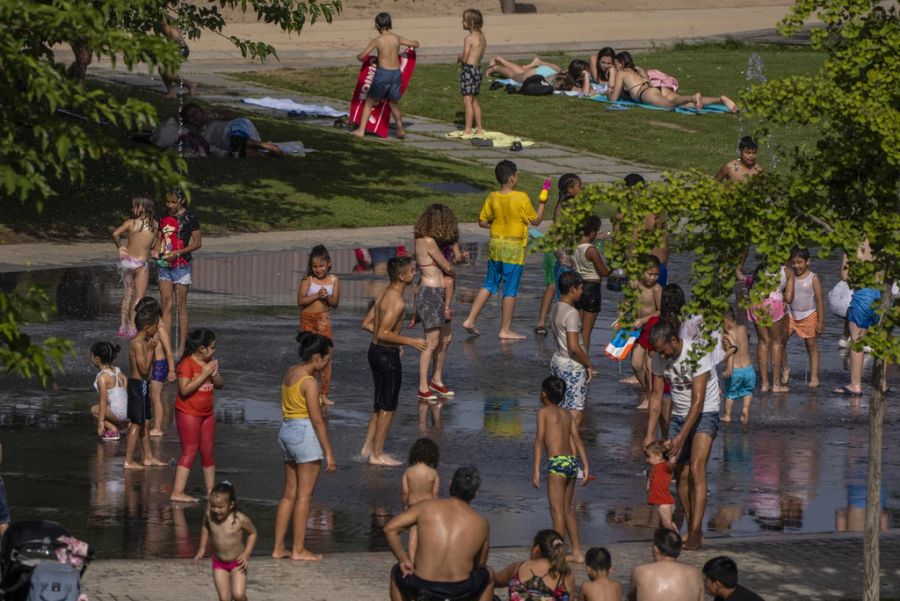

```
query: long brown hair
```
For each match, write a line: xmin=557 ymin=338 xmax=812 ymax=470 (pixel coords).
xmin=414 ymin=203 xmax=459 ymax=244
xmin=533 ymin=529 xmax=570 ymax=581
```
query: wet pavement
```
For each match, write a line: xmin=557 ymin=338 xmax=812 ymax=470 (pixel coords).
xmin=0 ymin=243 xmax=897 ymax=560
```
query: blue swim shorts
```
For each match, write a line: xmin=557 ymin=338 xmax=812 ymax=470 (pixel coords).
xmin=725 ymin=365 xmax=756 ymax=400
xmin=369 ymin=67 xmax=402 ymax=102
xmin=277 ymin=419 xmax=324 ymax=464
xmin=0 ymin=477 xmax=10 ymax=524
xmin=547 ymin=455 xmax=581 ymax=479
xmin=483 ymin=260 xmax=524 ymax=297
xmin=669 ymin=412 xmax=719 ymax=465
xmin=657 ymin=262 xmax=669 ymax=287
xmin=847 ymin=288 xmax=881 ymax=330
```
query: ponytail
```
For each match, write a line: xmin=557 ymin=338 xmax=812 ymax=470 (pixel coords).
xmin=533 ymin=529 xmax=570 ymax=581
xmin=90 ymin=341 xmax=120 ymax=364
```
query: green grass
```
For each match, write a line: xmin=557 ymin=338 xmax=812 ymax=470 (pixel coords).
xmin=236 ymin=43 xmax=825 ymax=173
xmin=0 ymin=82 xmax=541 ymax=241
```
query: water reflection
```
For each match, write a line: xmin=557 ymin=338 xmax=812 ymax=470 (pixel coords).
xmin=484 ymin=398 xmax=523 ymax=438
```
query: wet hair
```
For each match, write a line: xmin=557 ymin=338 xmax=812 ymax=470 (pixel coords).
xmin=387 ymin=255 xmax=414 ymax=282
xmin=703 ymin=556 xmax=739 ymax=588
xmin=554 ymin=173 xmax=582 ymax=214
xmin=581 ymin=215 xmax=602 ymax=237
xmin=91 ymin=341 xmax=121 ymax=364
xmin=375 ymin=12 xmax=392 ymax=31
xmin=449 ymin=466 xmax=480 ymax=502
xmin=567 ymin=59 xmax=590 ymax=86
xmin=533 ymin=529 xmax=571 ymax=581
xmin=408 ymin=437 xmax=439 ymax=468
xmin=790 ymin=245 xmax=810 ymax=261
xmin=614 ymin=51 xmax=635 ymax=70
xmin=650 ymin=319 xmax=678 ymax=348
xmin=738 ymin=136 xmax=758 ymax=151
xmin=132 ymin=196 xmax=158 ymax=232
xmin=557 ymin=270 xmax=583 ymax=295
xmin=541 ymin=375 xmax=567 ymax=405
xmin=463 ymin=8 xmax=483 ymax=31
xmin=495 ymin=160 xmax=517 ymax=185
xmin=306 ymin=245 xmax=332 ymax=277
xmin=645 ymin=440 xmax=666 ymax=457
xmin=296 ymin=331 xmax=333 ymax=362
xmin=134 ymin=296 xmax=162 ymax=318
xmin=660 ymin=283 xmax=685 ymax=327
xmin=134 ymin=307 xmax=160 ymax=331
xmin=414 ymin=204 xmax=460 ymax=244
xmin=595 ymin=47 xmax=616 ymax=81
xmin=654 ymin=527 xmax=682 ymax=558
xmin=184 ymin=328 xmax=216 ymax=356
xmin=210 ymin=480 xmax=239 ymax=524
xmin=641 ymin=254 xmax=662 ymax=270
xmin=624 ymin=173 xmax=645 ymax=187
xmin=585 ymin=546 xmax=612 ymax=573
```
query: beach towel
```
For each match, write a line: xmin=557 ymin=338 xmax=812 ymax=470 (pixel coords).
xmin=241 ymin=97 xmax=347 ymax=118
xmin=349 ymin=48 xmax=416 ymax=138
xmin=273 ymin=141 xmax=317 ymax=156
xmin=445 ymin=130 xmax=535 ymax=147
xmin=605 ymin=328 xmax=638 ymax=361
xmin=587 ymin=94 xmax=733 ymax=115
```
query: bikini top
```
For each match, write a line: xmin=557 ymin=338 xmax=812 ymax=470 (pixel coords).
xmin=508 ymin=563 xmax=569 ymax=601
xmin=307 ymin=276 xmax=335 ymax=297
xmin=281 ymin=375 xmax=317 ymax=419
xmin=94 ymin=367 xmax=127 ymax=404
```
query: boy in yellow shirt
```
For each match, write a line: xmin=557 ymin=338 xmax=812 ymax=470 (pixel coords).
xmin=462 ymin=160 xmax=545 ymax=339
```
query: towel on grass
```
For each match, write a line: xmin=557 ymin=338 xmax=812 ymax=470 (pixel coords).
xmin=274 ymin=141 xmax=317 ymax=156
xmin=492 ymin=80 xmax=607 ymax=96
xmin=242 ymin=97 xmax=348 ymax=118
xmin=587 ymin=94 xmax=733 ymax=115
xmin=445 ymin=130 xmax=534 ymax=147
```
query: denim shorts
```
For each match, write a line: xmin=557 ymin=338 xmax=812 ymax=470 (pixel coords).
xmin=0 ymin=477 xmax=10 ymax=524
xmin=277 ymin=419 xmax=323 ymax=464
xmin=482 ymin=260 xmax=523 ymax=297
xmin=669 ymin=412 xmax=719 ymax=465
xmin=158 ymin=265 xmax=192 ymax=286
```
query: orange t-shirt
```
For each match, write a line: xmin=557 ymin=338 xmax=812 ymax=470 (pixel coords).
xmin=175 ymin=356 xmax=215 ymax=416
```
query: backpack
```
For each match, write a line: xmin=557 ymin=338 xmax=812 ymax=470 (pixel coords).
xmin=518 ymin=74 xmax=555 ymax=96
xmin=27 ymin=562 xmax=81 ymax=601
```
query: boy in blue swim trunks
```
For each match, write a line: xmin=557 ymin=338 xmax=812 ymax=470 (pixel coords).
xmin=532 ymin=376 xmax=590 ymax=562
xmin=351 ymin=12 xmax=419 ymax=139
xmin=722 ymin=308 xmax=755 ymax=424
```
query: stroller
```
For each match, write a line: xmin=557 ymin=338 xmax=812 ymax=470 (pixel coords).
xmin=0 ymin=521 xmax=92 ymax=601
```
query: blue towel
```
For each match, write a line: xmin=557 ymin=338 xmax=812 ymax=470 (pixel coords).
xmin=587 ymin=94 xmax=733 ymax=115
xmin=493 ymin=78 xmax=520 ymax=88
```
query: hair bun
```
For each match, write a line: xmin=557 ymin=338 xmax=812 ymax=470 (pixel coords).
xmin=113 ymin=344 xmax=121 ymax=354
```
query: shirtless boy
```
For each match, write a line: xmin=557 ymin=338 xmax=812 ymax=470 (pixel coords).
xmin=351 ymin=13 xmax=420 ymax=139
xmin=458 ymin=9 xmax=486 ymax=135
xmin=580 ymin=547 xmax=622 ymax=601
xmin=715 ymin=137 xmax=762 ymax=183
xmin=125 ymin=307 xmax=165 ymax=469
xmin=722 ymin=308 xmax=755 ymax=424
xmin=625 ymin=255 xmax=662 ymax=410
xmin=361 ymin=256 xmax=428 ymax=466
xmin=628 ymin=528 xmax=704 ymax=601
xmin=533 ymin=376 xmax=590 ymax=563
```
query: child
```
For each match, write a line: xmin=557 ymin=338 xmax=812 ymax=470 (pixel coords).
xmin=573 ymin=216 xmax=611 ymax=352
xmin=463 ymin=160 xmax=545 ymax=339
xmin=626 ymin=254 xmax=662 ymax=409
xmin=550 ymin=271 xmax=595 ymax=427
xmin=644 ymin=440 xmax=675 ymax=531
xmin=722 ymin=308 xmax=756 ymax=424
xmin=715 ymin=136 xmax=763 ymax=183
xmin=273 ymin=333 xmax=336 ymax=561
xmin=361 ymin=256 xmax=428 ymax=466
xmin=533 ymin=376 xmax=590 ymax=563
xmin=90 ymin=341 xmax=129 ymax=441
xmin=158 ymin=189 xmax=202 ymax=357
xmin=125 ymin=307 xmax=165 ymax=469
xmin=0 ymin=443 xmax=8 ymax=536
xmin=194 ymin=481 xmax=257 ymax=601
xmin=112 ymin=196 xmax=157 ymax=338
xmin=536 ymin=174 xmax=582 ymax=335
xmin=351 ymin=13 xmax=420 ymax=139
xmin=458 ymin=9 xmax=486 ymax=136
xmin=580 ymin=547 xmax=621 ymax=601
xmin=432 ymin=206 xmax=469 ymax=323
xmin=171 ymin=328 xmax=224 ymax=502
xmin=297 ymin=245 xmax=340 ymax=406
xmin=134 ymin=297 xmax=176 ymax=437
xmin=401 ymin=438 xmax=440 ymax=561
xmin=784 ymin=246 xmax=825 ymax=388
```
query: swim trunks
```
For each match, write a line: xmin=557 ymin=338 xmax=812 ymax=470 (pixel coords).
xmin=725 ymin=365 xmax=756 ymax=400
xmin=789 ymin=312 xmax=818 ymax=339
xmin=547 ymin=455 xmax=580 ymax=479
xmin=847 ymin=288 xmax=881 ymax=330
xmin=549 ymin=355 xmax=587 ymax=411
xmin=574 ymin=280 xmax=603 ymax=313
xmin=637 ymin=315 xmax=661 ymax=351
xmin=669 ymin=412 xmax=719 ymax=465
xmin=127 ymin=378 xmax=151 ymax=425
xmin=392 ymin=564 xmax=491 ymax=601
xmin=150 ymin=359 xmax=169 ymax=383
xmin=0 ymin=477 xmax=9 ymax=524
xmin=415 ymin=286 xmax=446 ymax=330
xmin=368 ymin=343 xmax=401 ymax=412
xmin=460 ymin=63 xmax=483 ymax=96
xmin=369 ymin=67 xmax=402 ymax=102
xmin=483 ymin=260 xmax=523 ymax=297
xmin=211 ymin=556 xmax=242 ymax=572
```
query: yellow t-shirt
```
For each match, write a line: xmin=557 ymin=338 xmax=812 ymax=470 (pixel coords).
xmin=479 ymin=190 xmax=537 ymax=265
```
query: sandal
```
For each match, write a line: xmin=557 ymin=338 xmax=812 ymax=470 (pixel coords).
xmin=533 ymin=325 xmax=547 ymax=335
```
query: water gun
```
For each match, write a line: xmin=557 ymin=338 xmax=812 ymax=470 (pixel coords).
xmin=604 ymin=327 xmax=638 ymax=361
xmin=539 ymin=179 xmax=551 ymax=203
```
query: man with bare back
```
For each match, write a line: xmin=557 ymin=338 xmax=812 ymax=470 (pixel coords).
xmin=628 ymin=528 xmax=704 ymax=601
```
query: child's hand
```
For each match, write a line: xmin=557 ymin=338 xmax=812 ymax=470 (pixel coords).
xmin=411 ymin=338 xmax=429 ymax=352
xmin=318 ymin=288 xmax=328 ymax=298
xmin=817 ymin=320 xmax=825 ymax=335
xmin=586 ymin=367 xmax=596 ymax=384
xmin=459 ymin=251 xmax=470 ymax=264
xmin=147 ymin=335 xmax=159 ymax=350
xmin=399 ymin=560 xmax=415 ymax=577
xmin=611 ymin=319 xmax=621 ymax=330
xmin=580 ymin=469 xmax=591 ymax=486
xmin=193 ymin=552 xmax=203 ymax=564
xmin=237 ymin=553 xmax=249 ymax=572
xmin=406 ymin=315 xmax=418 ymax=329
xmin=723 ymin=367 xmax=732 ymax=379
xmin=209 ymin=360 xmax=220 ymax=378
xmin=167 ymin=370 xmax=176 ymax=383
xmin=118 ymin=247 xmax=129 ymax=258
xmin=532 ymin=471 xmax=541 ymax=489
xmin=97 ymin=423 xmax=107 ymax=437
xmin=325 ymin=452 xmax=336 ymax=473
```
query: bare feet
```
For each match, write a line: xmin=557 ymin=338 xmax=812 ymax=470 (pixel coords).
xmin=149 ymin=429 xmax=164 ymax=437
xmin=683 ymin=532 xmax=703 ymax=550
xmin=693 ymin=92 xmax=703 ymax=111
xmin=619 ymin=375 xmax=639 ymax=385
xmin=740 ymin=410 xmax=750 ymax=425
xmin=143 ymin=458 xmax=167 ymax=467
xmin=350 ymin=128 xmax=366 ymax=138
xmin=809 ymin=379 xmax=820 ymax=388
xmin=359 ymin=445 xmax=372 ymax=460
xmin=369 ymin=454 xmax=402 ymax=467
xmin=772 ymin=384 xmax=790 ymax=393
xmin=781 ymin=366 xmax=790 ymax=385
xmin=498 ymin=330 xmax=526 ymax=340
xmin=290 ymin=550 xmax=323 ymax=561
xmin=721 ymin=95 xmax=738 ymax=112
xmin=396 ymin=129 xmax=407 ymax=140
xmin=170 ymin=493 xmax=199 ymax=503
xmin=566 ymin=551 xmax=585 ymax=564
xmin=721 ymin=415 xmax=732 ymax=423
xmin=636 ymin=399 xmax=649 ymax=410
xmin=123 ymin=461 xmax=145 ymax=470
xmin=271 ymin=549 xmax=291 ymax=559
xmin=760 ymin=383 xmax=771 ymax=392
xmin=462 ymin=320 xmax=480 ymax=336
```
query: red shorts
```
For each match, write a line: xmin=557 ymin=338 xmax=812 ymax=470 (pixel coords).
xmin=637 ymin=316 xmax=660 ymax=350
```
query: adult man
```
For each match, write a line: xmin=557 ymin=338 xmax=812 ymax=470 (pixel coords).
xmin=644 ymin=320 xmax=720 ymax=550
xmin=384 ymin=467 xmax=493 ymax=601
xmin=628 ymin=528 xmax=704 ymax=601
xmin=702 ymin=556 xmax=765 ymax=601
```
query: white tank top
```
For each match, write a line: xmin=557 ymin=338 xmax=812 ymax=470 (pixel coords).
xmin=574 ymin=243 xmax=602 ymax=281
xmin=94 ymin=367 xmax=127 ymax=405
xmin=789 ymin=271 xmax=817 ymax=320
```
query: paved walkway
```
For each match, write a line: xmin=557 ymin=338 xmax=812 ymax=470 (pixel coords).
xmin=83 ymin=531 xmax=900 ymax=601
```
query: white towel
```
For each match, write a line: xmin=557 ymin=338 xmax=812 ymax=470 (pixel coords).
xmin=242 ymin=97 xmax=347 ymax=118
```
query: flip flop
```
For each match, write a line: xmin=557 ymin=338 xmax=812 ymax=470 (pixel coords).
xmin=833 ymin=386 xmax=863 ymax=397
xmin=510 ymin=141 xmax=523 ymax=152
xmin=533 ymin=325 xmax=548 ymax=335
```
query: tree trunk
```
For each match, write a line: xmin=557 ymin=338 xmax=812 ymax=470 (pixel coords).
xmin=862 ymin=284 xmax=893 ymax=601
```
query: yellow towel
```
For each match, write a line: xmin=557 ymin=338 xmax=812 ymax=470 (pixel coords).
xmin=445 ymin=130 xmax=535 ymax=147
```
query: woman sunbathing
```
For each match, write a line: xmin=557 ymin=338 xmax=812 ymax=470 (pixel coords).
xmin=486 ymin=55 xmax=562 ymax=83
xmin=608 ymin=51 xmax=737 ymax=112
xmin=589 ymin=47 xmax=617 ymax=86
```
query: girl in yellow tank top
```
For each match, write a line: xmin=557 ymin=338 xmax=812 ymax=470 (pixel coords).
xmin=281 ymin=375 xmax=317 ymax=418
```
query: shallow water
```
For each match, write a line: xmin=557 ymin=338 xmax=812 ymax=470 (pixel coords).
xmin=0 ymin=244 xmax=897 ymax=558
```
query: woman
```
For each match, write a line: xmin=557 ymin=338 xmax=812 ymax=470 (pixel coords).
xmin=589 ymin=46 xmax=616 ymax=87
xmin=486 ymin=55 xmax=562 ymax=83
xmin=608 ymin=51 xmax=737 ymax=112
xmin=494 ymin=530 xmax=575 ymax=601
